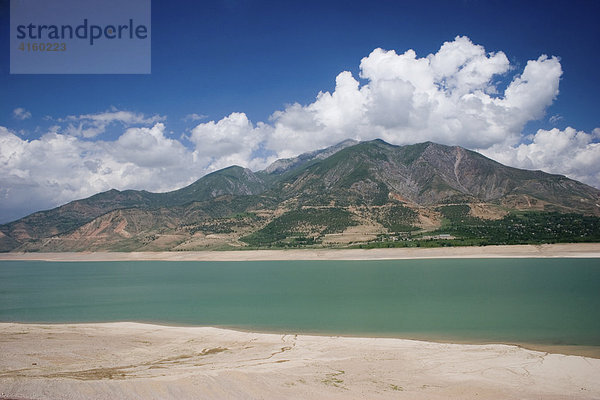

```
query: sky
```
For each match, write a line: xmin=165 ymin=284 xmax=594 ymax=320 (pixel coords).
xmin=1 ymin=0 xmax=599 ymax=223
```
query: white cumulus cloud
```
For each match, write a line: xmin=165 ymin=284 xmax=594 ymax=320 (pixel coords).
xmin=263 ymin=36 xmax=563 ymax=156
xmin=189 ymin=112 xmax=271 ymax=171
xmin=481 ymin=127 xmax=600 ymax=189
xmin=0 ymin=125 xmax=200 ymax=223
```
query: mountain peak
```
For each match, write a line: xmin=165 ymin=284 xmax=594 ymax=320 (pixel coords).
xmin=264 ymin=139 xmax=360 ymax=175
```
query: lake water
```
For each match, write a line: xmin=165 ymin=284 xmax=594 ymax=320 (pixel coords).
xmin=1 ymin=258 xmax=599 ymax=346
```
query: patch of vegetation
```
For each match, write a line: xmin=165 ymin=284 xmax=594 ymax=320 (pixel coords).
xmin=229 ymin=212 xmax=259 ymax=220
xmin=356 ymin=211 xmax=600 ymax=248
xmin=370 ymin=182 xmax=391 ymax=206
xmin=184 ymin=212 xmax=262 ymax=235
xmin=194 ymin=195 xmax=274 ymax=218
xmin=437 ymin=204 xmax=481 ymax=226
xmin=376 ymin=205 xmax=418 ymax=232
xmin=241 ymin=207 xmax=357 ymax=247
xmin=339 ymin=164 xmax=370 ymax=187
xmin=440 ymin=211 xmax=600 ymax=245
xmin=438 ymin=204 xmax=471 ymax=219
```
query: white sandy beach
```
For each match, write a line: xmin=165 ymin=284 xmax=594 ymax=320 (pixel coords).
xmin=1 ymin=244 xmax=599 ymax=399
xmin=1 ymin=322 xmax=599 ymax=400
xmin=0 ymin=242 xmax=599 ymax=262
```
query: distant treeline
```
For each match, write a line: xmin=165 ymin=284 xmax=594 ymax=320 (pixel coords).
xmin=356 ymin=209 xmax=600 ymax=249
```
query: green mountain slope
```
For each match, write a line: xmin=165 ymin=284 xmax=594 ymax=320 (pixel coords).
xmin=1 ymin=139 xmax=599 ymax=252
xmin=268 ymin=140 xmax=599 ymax=212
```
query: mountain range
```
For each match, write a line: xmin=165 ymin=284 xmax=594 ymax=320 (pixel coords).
xmin=1 ymin=139 xmax=599 ymax=252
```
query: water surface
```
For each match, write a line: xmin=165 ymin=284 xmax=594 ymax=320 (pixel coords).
xmin=1 ymin=258 xmax=599 ymax=346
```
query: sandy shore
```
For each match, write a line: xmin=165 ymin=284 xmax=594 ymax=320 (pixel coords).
xmin=0 ymin=323 xmax=598 ymax=400
xmin=0 ymin=243 xmax=599 ymax=262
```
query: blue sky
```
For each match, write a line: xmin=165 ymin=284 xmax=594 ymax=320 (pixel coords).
xmin=1 ymin=0 xmax=599 ymax=222
xmin=3 ymin=0 xmax=599 ymax=134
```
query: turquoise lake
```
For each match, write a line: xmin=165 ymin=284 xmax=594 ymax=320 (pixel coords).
xmin=1 ymin=258 xmax=599 ymax=346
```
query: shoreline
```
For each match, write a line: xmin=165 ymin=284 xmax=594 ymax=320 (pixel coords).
xmin=1 ymin=242 xmax=599 ymax=262
xmin=128 ymin=320 xmax=600 ymax=359
xmin=217 ymin=326 xmax=600 ymax=359
xmin=1 ymin=322 xmax=599 ymax=400
xmin=4 ymin=320 xmax=600 ymax=359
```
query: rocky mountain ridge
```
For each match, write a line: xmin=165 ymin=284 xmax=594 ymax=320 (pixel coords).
xmin=1 ymin=139 xmax=598 ymax=252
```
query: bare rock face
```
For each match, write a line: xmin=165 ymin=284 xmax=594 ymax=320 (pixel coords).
xmin=1 ymin=139 xmax=599 ymax=251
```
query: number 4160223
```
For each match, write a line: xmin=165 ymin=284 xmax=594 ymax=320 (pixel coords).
xmin=18 ymin=42 xmax=66 ymax=51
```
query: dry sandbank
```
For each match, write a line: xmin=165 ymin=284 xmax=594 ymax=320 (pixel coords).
xmin=1 ymin=322 xmax=599 ymax=400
